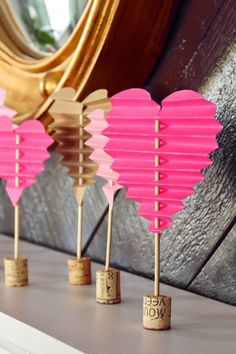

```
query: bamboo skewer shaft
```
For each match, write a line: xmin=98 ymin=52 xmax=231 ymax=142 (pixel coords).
xmin=105 ymin=204 xmax=113 ymax=271
xmin=14 ymin=134 xmax=20 ymax=259
xmin=76 ymin=203 xmax=83 ymax=259
xmin=67 ymin=100 xmax=92 ymax=285
xmin=154 ymin=233 xmax=160 ymax=296
xmin=5 ymin=132 xmax=28 ymax=287
xmin=76 ymin=111 xmax=84 ymax=260
xmin=14 ymin=204 xmax=20 ymax=259
xmin=154 ymin=119 xmax=160 ymax=297
xmin=143 ymin=117 xmax=171 ymax=331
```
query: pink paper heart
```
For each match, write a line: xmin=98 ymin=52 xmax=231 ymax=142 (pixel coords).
xmin=104 ymin=88 xmax=223 ymax=234
xmin=0 ymin=116 xmax=53 ymax=205
xmin=86 ymin=109 xmax=123 ymax=208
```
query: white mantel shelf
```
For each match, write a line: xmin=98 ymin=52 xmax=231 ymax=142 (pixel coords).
xmin=0 ymin=235 xmax=235 ymax=354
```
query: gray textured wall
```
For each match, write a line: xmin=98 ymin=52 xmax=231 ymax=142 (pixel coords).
xmin=0 ymin=45 xmax=235 ymax=305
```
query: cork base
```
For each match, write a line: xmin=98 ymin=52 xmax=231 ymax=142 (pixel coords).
xmin=4 ymin=257 xmax=28 ymax=287
xmin=143 ymin=294 xmax=171 ymax=330
xmin=68 ymin=257 xmax=91 ymax=285
xmin=96 ymin=268 xmax=121 ymax=304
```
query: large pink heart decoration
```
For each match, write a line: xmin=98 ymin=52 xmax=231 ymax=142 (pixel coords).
xmin=0 ymin=116 xmax=53 ymax=206
xmin=86 ymin=109 xmax=123 ymax=207
xmin=104 ymin=88 xmax=223 ymax=234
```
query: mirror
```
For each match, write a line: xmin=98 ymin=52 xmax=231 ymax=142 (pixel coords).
xmin=9 ymin=0 xmax=88 ymax=54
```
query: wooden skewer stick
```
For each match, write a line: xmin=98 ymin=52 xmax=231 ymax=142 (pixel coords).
xmin=67 ymin=99 xmax=92 ymax=285
xmin=14 ymin=204 xmax=20 ymax=259
xmin=76 ymin=202 xmax=83 ymax=259
xmin=76 ymin=111 xmax=84 ymax=260
xmin=143 ymin=117 xmax=171 ymax=330
xmin=14 ymin=133 xmax=20 ymax=259
xmin=154 ymin=232 xmax=160 ymax=296
xmin=154 ymin=119 xmax=160 ymax=296
xmin=105 ymin=204 xmax=113 ymax=271
xmin=4 ymin=132 xmax=28 ymax=287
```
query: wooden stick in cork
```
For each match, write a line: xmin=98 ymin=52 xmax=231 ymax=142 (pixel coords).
xmin=14 ymin=133 xmax=20 ymax=259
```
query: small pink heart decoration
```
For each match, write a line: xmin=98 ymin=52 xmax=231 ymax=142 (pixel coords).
xmin=0 ymin=116 xmax=53 ymax=206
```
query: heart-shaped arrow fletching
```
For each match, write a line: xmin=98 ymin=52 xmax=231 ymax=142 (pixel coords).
xmin=86 ymin=109 xmax=122 ymax=207
xmin=0 ymin=116 xmax=53 ymax=205
xmin=48 ymin=88 xmax=111 ymax=204
xmin=104 ymin=89 xmax=223 ymax=233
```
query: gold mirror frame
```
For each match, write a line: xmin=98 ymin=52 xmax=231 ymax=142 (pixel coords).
xmin=0 ymin=0 xmax=178 ymax=127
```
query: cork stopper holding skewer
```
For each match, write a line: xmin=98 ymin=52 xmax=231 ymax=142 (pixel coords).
xmin=4 ymin=256 xmax=28 ymax=287
xmin=96 ymin=268 xmax=121 ymax=304
xmin=143 ymin=294 xmax=171 ymax=330
xmin=68 ymin=257 xmax=91 ymax=285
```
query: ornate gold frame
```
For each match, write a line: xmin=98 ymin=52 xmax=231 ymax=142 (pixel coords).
xmin=0 ymin=0 xmax=178 ymax=127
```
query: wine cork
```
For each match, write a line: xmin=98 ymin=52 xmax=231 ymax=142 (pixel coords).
xmin=68 ymin=257 xmax=91 ymax=285
xmin=4 ymin=257 xmax=28 ymax=287
xmin=96 ymin=268 xmax=121 ymax=304
xmin=143 ymin=294 xmax=171 ymax=330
